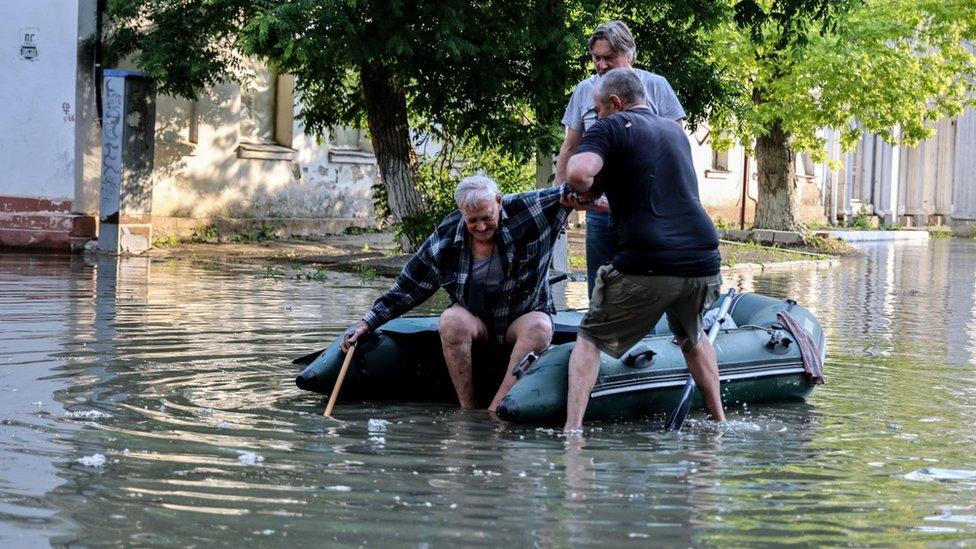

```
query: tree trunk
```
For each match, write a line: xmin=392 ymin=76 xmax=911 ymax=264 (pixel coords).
xmin=754 ymin=120 xmax=804 ymax=231
xmin=360 ymin=61 xmax=425 ymax=247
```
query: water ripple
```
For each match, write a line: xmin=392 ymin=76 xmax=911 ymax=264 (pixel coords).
xmin=3 ymin=242 xmax=976 ymax=545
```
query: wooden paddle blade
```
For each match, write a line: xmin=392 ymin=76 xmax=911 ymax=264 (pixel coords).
xmin=292 ymin=348 xmax=326 ymax=366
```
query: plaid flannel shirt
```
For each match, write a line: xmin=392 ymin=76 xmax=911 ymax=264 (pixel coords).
xmin=362 ymin=185 xmax=570 ymax=343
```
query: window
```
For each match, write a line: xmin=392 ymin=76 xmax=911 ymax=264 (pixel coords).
xmin=798 ymin=152 xmax=815 ymax=178
xmin=238 ymin=66 xmax=296 ymax=160
xmin=330 ymin=126 xmax=372 ymax=150
xmin=154 ymin=96 xmax=198 ymax=156
xmin=328 ymin=125 xmax=375 ymax=164
xmin=704 ymin=143 xmax=732 ymax=180
xmin=712 ymin=148 xmax=730 ymax=172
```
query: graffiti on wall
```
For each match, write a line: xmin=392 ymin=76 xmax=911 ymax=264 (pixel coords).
xmin=19 ymin=28 xmax=38 ymax=61
xmin=99 ymin=77 xmax=123 ymax=223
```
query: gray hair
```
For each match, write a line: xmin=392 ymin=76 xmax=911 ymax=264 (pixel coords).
xmin=588 ymin=20 xmax=637 ymax=62
xmin=596 ymin=68 xmax=646 ymax=109
xmin=454 ymin=174 xmax=500 ymax=210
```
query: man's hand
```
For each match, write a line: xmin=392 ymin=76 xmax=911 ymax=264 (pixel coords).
xmin=560 ymin=191 xmax=610 ymax=213
xmin=341 ymin=321 xmax=370 ymax=352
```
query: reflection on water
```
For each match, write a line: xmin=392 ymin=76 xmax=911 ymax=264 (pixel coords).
xmin=1 ymin=239 xmax=976 ymax=546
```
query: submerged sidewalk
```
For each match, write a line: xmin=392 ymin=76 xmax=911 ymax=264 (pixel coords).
xmin=143 ymin=228 xmax=844 ymax=278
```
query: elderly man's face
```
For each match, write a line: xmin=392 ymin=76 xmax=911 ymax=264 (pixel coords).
xmin=590 ymin=38 xmax=631 ymax=76
xmin=462 ymin=197 xmax=501 ymax=243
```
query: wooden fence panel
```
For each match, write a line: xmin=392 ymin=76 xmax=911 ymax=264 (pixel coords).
xmin=935 ymin=117 xmax=955 ymax=216
xmin=953 ymin=107 xmax=976 ymax=220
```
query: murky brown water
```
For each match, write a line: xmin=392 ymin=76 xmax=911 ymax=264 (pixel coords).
xmin=2 ymin=239 xmax=976 ymax=546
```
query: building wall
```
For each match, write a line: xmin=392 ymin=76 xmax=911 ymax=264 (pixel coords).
xmin=152 ymin=98 xmax=837 ymax=239
xmin=951 ymin=106 xmax=976 ymax=234
xmin=0 ymin=1 xmax=81 ymax=200
xmin=76 ymin=0 xmax=100 ymax=217
xmin=0 ymin=1 xmax=97 ymax=251
xmin=687 ymin=129 xmax=751 ymax=228
xmin=951 ymin=44 xmax=976 ymax=234
xmin=833 ymin=106 xmax=976 ymax=234
xmin=685 ymin=128 xmax=827 ymax=229
xmin=146 ymin=69 xmax=382 ymax=239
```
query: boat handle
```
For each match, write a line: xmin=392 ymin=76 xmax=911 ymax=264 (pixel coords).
xmin=764 ymin=330 xmax=793 ymax=351
xmin=623 ymin=344 xmax=656 ymax=368
xmin=511 ymin=352 xmax=538 ymax=379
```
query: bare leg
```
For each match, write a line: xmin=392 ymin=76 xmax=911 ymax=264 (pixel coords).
xmin=564 ymin=336 xmax=601 ymax=431
xmin=439 ymin=304 xmax=489 ymax=409
xmin=488 ymin=312 xmax=553 ymax=412
xmin=682 ymin=335 xmax=726 ymax=421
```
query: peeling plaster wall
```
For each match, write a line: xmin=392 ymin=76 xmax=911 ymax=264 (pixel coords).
xmin=150 ymin=77 xmax=380 ymax=229
xmin=0 ymin=1 xmax=81 ymax=201
xmin=289 ymin=139 xmax=377 ymax=220
xmin=144 ymin=73 xmax=833 ymax=233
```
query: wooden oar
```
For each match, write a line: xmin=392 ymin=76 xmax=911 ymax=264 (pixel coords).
xmin=324 ymin=343 xmax=356 ymax=417
xmin=664 ymin=288 xmax=736 ymax=432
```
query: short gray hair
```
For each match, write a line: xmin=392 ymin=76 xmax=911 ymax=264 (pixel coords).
xmin=588 ymin=20 xmax=637 ymax=62
xmin=454 ymin=174 xmax=500 ymax=210
xmin=596 ymin=68 xmax=646 ymax=109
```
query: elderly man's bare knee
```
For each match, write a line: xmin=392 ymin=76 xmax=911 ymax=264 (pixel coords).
xmin=439 ymin=305 xmax=481 ymax=345
xmin=509 ymin=313 xmax=553 ymax=351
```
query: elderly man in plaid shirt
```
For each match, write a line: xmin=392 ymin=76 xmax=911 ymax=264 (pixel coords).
xmin=342 ymin=174 xmax=572 ymax=411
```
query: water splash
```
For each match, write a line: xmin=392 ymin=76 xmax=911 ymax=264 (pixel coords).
xmin=904 ymin=468 xmax=976 ymax=482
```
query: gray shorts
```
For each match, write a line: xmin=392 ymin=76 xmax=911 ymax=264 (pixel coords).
xmin=578 ymin=266 xmax=722 ymax=357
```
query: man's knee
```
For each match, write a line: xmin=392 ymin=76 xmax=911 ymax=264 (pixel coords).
xmin=440 ymin=305 xmax=479 ymax=343
xmin=511 ymin=314 xmax=552 ymax=348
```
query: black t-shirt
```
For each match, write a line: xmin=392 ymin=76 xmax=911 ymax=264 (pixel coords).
xmin=575 ymin=106 xmax=720 ymax=276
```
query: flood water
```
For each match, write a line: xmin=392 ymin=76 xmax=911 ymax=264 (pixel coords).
xmin=2 ymin=239 xmax=976 ymax=547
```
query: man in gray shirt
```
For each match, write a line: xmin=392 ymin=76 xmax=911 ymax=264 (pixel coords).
xmin=556 ymin=20 xmax=686 ymax=297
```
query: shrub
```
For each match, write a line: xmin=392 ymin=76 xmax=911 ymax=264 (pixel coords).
xmin=849 ymin=205 xmax=874 ymax=230
xmin=374 ymin=139 xmax=536 ymax=251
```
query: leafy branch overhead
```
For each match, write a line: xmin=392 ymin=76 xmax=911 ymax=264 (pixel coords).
xmin=101 ymin=0 xmax=976 ymax=235
xmin=705 ymin=0 xmax=976 ymax=230
xmin=709 ymin=0 xmax=976 ymax=161
xmin=105 ymin=0 xmax=734 ymax=244
xmin=108 ymin=0 xmax=600 ymax=156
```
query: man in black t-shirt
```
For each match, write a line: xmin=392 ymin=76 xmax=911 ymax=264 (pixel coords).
xmin=562 ymin=68 xmax=725 ymax=431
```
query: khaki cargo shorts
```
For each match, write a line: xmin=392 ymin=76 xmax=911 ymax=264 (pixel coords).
xmin=578 ymin=266 xmax=722 ymax=357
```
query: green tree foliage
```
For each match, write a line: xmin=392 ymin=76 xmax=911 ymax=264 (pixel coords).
xmin=107 ymin=0 xmax=594 ymax=248
xmin=106 ymin=1 xmax=733 ymax=246
xmin=599 ymin=0 xmax=736 ymax=130
xmin=707 ymin=0 xmax=976 ymax=231
xmin=107 ymin=0 xmax=591 ymax=151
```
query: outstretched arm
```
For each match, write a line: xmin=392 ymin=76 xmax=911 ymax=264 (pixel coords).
xmin=555 ymin=127 xmax=583 ymax=184
xmin=566 ymin=152 xmax=604 ymax=194
xmin=341 ymin=234 xmax=441 ymax=351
